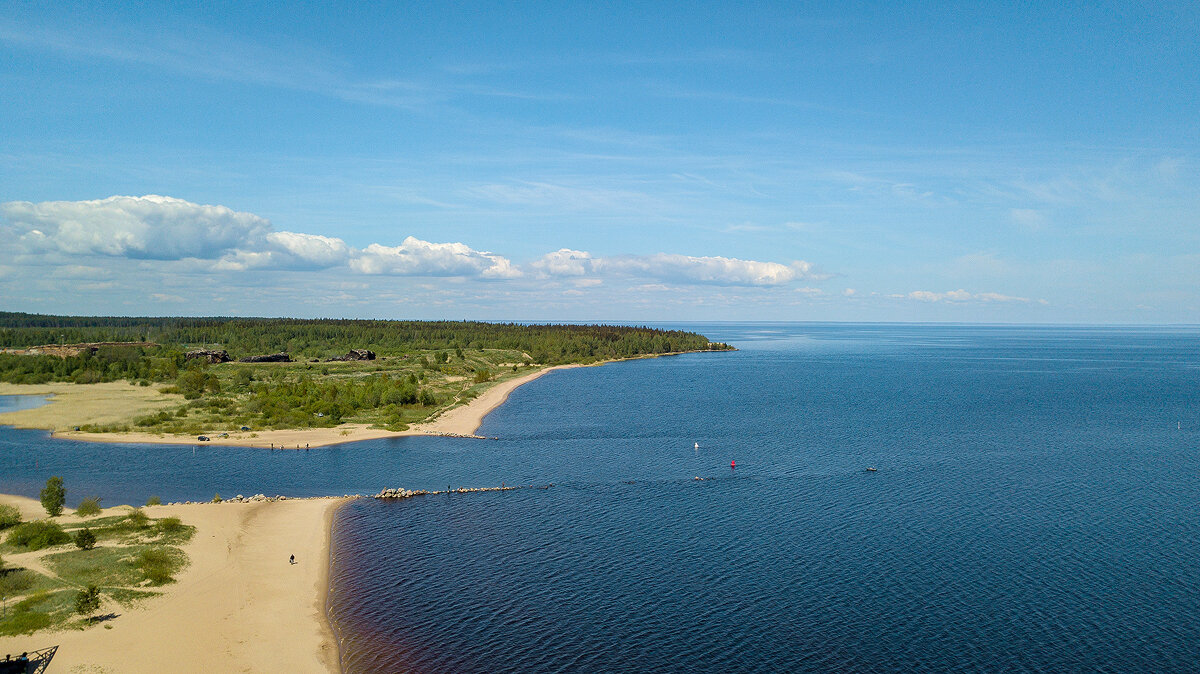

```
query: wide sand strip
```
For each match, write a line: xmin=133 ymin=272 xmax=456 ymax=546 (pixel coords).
xmin=1 ymin=365 xmax=580 ymax=448
xmin=0 ymin=381 xmax=182 ymax=432
xmin=0 ymin=496 xmax=346 ymax=674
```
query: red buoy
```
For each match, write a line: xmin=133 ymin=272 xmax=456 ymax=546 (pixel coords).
xmin=731 ymin=459 xmax=736 ymax=469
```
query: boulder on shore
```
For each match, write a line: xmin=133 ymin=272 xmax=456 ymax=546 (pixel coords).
xmin=185 ymin=349 xmax=231 ymax=364
xmin=328 ymin=348 xmax=376 ymax=362
xmin=238 ymin=352 xmax=292 ymax=363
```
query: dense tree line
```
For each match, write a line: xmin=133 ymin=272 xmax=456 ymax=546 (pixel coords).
xmin=0 ymin=347 xmax=174 ymax=385
xmin=0 ymin=313 xmax=731 ymax=366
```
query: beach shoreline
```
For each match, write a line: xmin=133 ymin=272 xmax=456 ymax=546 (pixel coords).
xmin=0 ymin=365 xmax=572 ymax=448
xmin=0 ymin=350 xmax=718 ymax=448
xmin=0 ymin=492 xmax=349 ymax=673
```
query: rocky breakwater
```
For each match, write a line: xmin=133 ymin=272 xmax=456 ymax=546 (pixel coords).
xmin=374 ymin=483 xmax=553 ymax=500
xmin=374 ymin=488 xmax=431 ymax=500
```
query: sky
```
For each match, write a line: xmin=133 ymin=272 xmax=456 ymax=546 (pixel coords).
xmin=1 ymin=1 xmax=1197 ymax=323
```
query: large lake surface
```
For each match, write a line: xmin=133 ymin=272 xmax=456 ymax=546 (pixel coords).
xmin=3 ymin=324 xmax=1199 ymax=672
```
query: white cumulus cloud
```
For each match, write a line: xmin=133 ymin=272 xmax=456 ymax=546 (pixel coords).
xmin=216 ymin=231 xmax=352 ymax=270
xmin=530 ymin=249 xmax=594 ymax=277
xmin=530 ymin=250 xmax=815 ymax=287
xmin=2 ymin=195 xmax=821 ymax=289
xmin=2 ymin=195 xmax=270 ymax=260
xmin=349 ymin=237 xmax=521 ymax=279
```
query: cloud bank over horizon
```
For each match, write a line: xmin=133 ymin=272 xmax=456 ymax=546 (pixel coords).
xmin=1 ymin=195 xmax=831 ymax=290
xmin=0 ymin=194 xmax=1052 ymax=321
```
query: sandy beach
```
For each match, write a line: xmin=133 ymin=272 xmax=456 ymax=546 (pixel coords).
xmin=0 ymin=493 xmax=346 ymax=673
xmin=0 ymin=365 xmax=578 ymax=448
xmin=0 ymin=381 xmax=183 ymax=432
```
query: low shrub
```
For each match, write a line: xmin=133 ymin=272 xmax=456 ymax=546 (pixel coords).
xmin=126 ymin=509 xmax=150 ymax=528
xmin=76 ymin=496 xmax=103 ymax=517
xmin=6 ymin=520 xmax=71 ymax=551
xmin=156 ymin=517 xmax=183 ymax=534
xmin=145 ymin=495 xmax=162 ymax=506
xmin=0 ymin=503 xmax=20 ymax=530
xmin=138 ymin=549 xmax=175 ymax=585
xmin=0 ymin=568 xmax=37 ymax=595
xmin=75 ymin=528 xmax=97 ymax=550
xmin=212 ymin=493 xmax=222 ymax=503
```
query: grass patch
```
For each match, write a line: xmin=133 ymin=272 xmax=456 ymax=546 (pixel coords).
xmin=137 ymin=547 xmax=188 ymax=585
xmin=43 ymin=546 xmax=147 ymax=587
xmin=0 ymin=589 xmax=75 ymax=636
xmin=105 ymin=587 xmax=162 ymax=608
xmin=0 ymin=512 xmax=193 ymax=636
xmin=44 ymin=543 xmax=189 ymax=588
xmin=153 ymin=518 xmax=196 ymax=545
xmin=0 ymin=568 xmax=65 ymax=597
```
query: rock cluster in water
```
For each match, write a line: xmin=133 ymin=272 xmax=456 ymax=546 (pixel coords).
xmin=374 ymin=484 xmax=552 ymax=499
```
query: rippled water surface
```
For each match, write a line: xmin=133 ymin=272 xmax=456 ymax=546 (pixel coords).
xmin=4 ymin=324 xmax=1200 ymax=671
xmin=327 ymin=324 xmax=1200 ymax=672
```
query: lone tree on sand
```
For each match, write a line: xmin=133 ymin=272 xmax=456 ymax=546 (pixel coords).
xmin=41 ymin=476 xmax=66 ymax=517
xmin=75 ymin=585 xmax=101 ymax=618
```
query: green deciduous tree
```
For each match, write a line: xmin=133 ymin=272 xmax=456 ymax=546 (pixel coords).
xmin=40 ymin=476 xmax=65 ymax=517
xmin=0 ymin=503 xmax=20 ymax=529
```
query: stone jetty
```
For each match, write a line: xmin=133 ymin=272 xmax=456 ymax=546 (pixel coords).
xmin=374 ymin=483 xmax=552 ymax=500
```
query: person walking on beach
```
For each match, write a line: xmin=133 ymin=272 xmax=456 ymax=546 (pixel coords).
xmin=289 ymin=554 xmax=295 ymax=565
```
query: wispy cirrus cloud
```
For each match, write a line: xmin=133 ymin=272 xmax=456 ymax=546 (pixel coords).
xmin=899 ymin=289 xmax=1044 ymax=304
xmin=0 ymin=18 xmax=549 ymax=111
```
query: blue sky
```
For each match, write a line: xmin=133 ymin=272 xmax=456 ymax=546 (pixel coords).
xmin=1 ymin=1 xmax=1197 ymax=322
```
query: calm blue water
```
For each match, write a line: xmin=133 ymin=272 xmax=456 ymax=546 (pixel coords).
xmin=3 ymin=324 xmax=1200 ymax=671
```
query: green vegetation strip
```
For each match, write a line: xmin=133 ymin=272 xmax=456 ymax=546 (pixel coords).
xmin=0 ymin=509 xmax=195 ymax=636
xmin=0 ymin=314 xmax=731 ymax=434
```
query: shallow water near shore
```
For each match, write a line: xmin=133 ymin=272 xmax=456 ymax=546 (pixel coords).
xmin=3 ymin=323 xmax=1200 ymax=671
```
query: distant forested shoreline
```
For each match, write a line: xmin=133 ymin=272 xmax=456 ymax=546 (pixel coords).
xmin=0 ymin=314 xmax=733 ymax=433
xmin=0 ymin=312 xmax=731 ymax=366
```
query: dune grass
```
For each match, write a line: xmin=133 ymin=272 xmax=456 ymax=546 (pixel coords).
xmin=0 ymin=510 xmax=195 ymax=636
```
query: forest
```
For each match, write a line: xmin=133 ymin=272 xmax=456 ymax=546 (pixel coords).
xmin=0 ymin=313 xmax=729 ymax=363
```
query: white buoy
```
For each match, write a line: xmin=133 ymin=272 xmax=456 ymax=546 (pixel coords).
xmin=694 ymin=442 xmax=699 ymax=450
